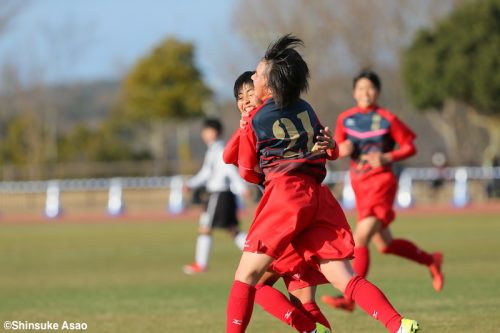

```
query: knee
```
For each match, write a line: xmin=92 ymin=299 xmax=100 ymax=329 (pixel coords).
xmin=289 ymin=288 xmax=315 ymax=304
xmin=234 ymin=268 xmax=261 ymax=286
xmin=319 ymin=260 xmax=355 ymax=293
xmin=198 ymin=226 xmax=211 ymax=235
xmin=378 ymin=241 xmax=393 ymax=254
xmin=326 ymin=272 xmax=354 ymax=293
xmin=227 ymin=227 xmax=240 ymax=238
xmin=331 ymin=279 xmax=350 ymax=293
xmin=354 ymin=234 xmax=370 ymax=247
xmin=379 ymin=246 xmax=390 ymax=254
xmin=235 ymin=264 xmax=267 ymax=286
xmin=353 ymin=229 xmax=372 ymax=246
xmin=255 ymin=283 xmax=265 ymax=290
xmin=344 ymin=275 xmax=364 ymax=300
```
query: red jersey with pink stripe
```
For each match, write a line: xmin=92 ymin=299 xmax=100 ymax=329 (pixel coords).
xmin=335 ymin=106 xmax=416 ymax=179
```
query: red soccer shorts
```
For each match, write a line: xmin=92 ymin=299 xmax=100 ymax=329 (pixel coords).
xmin=269 ymin=244 xmax=329 ymax=291
xmin=244 ymin=175 xmax=354 ymax=267
xmin=283 ymin=267 xmax=329 ymax=292
xmin=351 ymin=171 xmax=398 ymax=226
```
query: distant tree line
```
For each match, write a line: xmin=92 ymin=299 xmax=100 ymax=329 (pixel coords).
xmin=403 ymin=0 xmax=500 ymax=165
xmin=0 ymin=0 xmax=499 ymax=180
xmin=0 ymin=37 xmax=212 ymax=180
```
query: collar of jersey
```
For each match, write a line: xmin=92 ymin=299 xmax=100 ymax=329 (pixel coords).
xmin=248 ymin=98 xmax=270 ymax=118
xmin=356 ymin=104 xmax=378 ymax=114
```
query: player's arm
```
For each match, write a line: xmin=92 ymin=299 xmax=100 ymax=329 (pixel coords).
xmin=238 ymin=118 xmax=263 ymax=184
xmin=334 ymin=115 xmax=354 ymax=158
xmin=223 ymin=128 xmax=240 ymax=166
xmin=185 ymin=151 xmax=212 ymax=189
xmin=364 ymin=116 xmax=416 ymax=168
xmin=385 ymin=116 xmax=417 ymax=163
xmin=312 ymin=126 xmax=339 ymax=160
xmin=225 ymin=162 xmax=248 ymax=196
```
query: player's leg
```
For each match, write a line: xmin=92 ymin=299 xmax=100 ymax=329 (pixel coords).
xmin=289 ymin=285 xmax=331 ymax=330
xmin=254 ymin=272 xmax=321 ymax=332
xmin=183 ymin=225 xmax=212 ymax=274
xmin=226 ymin=251 xmax=274 ymax=333
xmin=349 ymin=171 xmax=397 ymax=277
xmin=321 ymin=215 xmax=381 ymax=311
xmin=352 ymin=216 xmax=383 ymax=277
xmin=221 ymin=191 xmax=247 ymax=250
xmin=373 ymin=228 xmax=444 ymax=291
xmin=227 ymin=176 xmax=320 ymax=332
xmin=183 ymin=193 xmax=219 ymax=274
xmin=319 ymin=259 xmax=419 ymax=333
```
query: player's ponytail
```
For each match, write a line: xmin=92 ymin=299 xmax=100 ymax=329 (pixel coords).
xmin=263 ymin=34 xmax=309 ymax=107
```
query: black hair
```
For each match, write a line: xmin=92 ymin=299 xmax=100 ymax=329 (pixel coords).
xmin=263 ymin=34 xmax=309 ymax=107
xmin=353 ymin=69 xmax=382 ymax=91
xmin=202 ymin=117 xmax=223 ymax=135
xmin=233 ymin=71 xmax=255 ymax=100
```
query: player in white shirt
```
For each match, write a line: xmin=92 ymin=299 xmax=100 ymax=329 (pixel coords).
xmin=183 ymin=118 xmax=248 ymax=274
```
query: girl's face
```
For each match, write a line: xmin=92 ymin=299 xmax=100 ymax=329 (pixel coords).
xmin=252 ymin=61 xmax=272 ymax=100
xmin=353 ymin=77 xmax=379 ymax=109
xmin=237 ymin=83 xmax=260 ymax=114
xmin=201 ymin=127 xmax=218 ymax=145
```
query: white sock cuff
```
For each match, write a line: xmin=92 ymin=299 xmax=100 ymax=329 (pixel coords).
xmin=234 ymin=232 xmax=247 ymax=250
xmin=195 ymin=234 xmax=212 ymax=268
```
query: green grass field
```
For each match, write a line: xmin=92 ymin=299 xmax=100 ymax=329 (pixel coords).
xmin=1 ymin=212 xmax=499 ymax=333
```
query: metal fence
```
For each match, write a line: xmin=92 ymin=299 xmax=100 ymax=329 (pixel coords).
xmin=0 ymin=167 xmax=499 ymax=219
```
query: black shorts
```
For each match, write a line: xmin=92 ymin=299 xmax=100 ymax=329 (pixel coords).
xmin=201 ymin=191 xmax=239 ymax=229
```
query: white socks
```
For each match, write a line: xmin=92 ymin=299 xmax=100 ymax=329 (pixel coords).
xmin=195 ymin=232 xmax=247 ymax=268
xmin=195 ymin=234 xmax=212 ymax=268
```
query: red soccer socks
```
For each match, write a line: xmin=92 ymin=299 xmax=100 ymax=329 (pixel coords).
xmin=321 ymin=246 xmax=369 ymax=313
xmin=382 ymin=239 xmax=433 ymax=266
xmin=226 ymin=280 xmax=256 ymax=333
xmin=299 ymin=301 xmax=331 ymax=329
xmin=255 ymin=284 xmax=316 ymax=332
xmin=383 ymin=239 xmax=444 ymax=291
xmin=352 ymin=246 xmax=370 ymax=277
xmin=344 ymin=276 xmax=402 ymax=333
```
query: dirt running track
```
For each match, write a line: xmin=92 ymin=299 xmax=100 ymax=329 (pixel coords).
xmin=0 ymin=202 xmax=498 ymax=225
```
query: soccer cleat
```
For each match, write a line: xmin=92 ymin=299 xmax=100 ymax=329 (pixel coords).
xmin=321 ymin=295 xmax=355 ymax=312
xmin=429 ymin=252 xmax=444 ymax=292
xmin=396 ymin=318 xmax=420 ymax=333
xmin=313 ymin=322 xmax=331 ymax=333
xmin=182 ymin=263 xmax=207 ymax=275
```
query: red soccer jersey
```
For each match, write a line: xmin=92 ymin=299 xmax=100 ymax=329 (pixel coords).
xmin=335 ymin=106 xmax=416 ymax=180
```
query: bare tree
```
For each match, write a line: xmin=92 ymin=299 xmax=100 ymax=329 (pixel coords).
xmin=230 ymin=0 xmax=483 ymax=165
xmin=0 ymin=8 xmax=95 ymax=179
xmin=0 ymin=0 xmax=29 ymax=35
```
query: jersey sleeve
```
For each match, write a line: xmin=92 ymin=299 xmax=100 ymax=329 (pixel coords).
xmin=186 ymin=151 xmax=211 ymax=189
xmin=223 ymin=128 xmax=240 ymax=166
xmin=389 ymin=116 xmax=417 ymax=162
xmin=334 ymin=113 xmax=347 ymax=144
xmin=238 ymin=117 xmax=263 ymax=184
xmin=325 ymin=144 xmax=339 ymax=160
xmin=225 ymin=163 xmax=247 ymax=195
